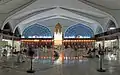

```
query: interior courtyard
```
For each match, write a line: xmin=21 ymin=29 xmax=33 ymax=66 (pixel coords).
xmin=0 ymin=0 xmax=120 ymax=75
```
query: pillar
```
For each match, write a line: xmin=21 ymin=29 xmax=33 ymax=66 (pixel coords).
xmin=102 ymin=38 xmax=105 ymax=49
xmin=0 ymin=34 xmax=3 ymax=41
xmin=117 ymin=36 xmax=120 ymax=60
xmin=11 ymin=37 xmax=14 ymax=54
xmin=118 ymin=36 xmax=120 ymax=50
xmin=12 ymin=37 xmax=14 ymax=47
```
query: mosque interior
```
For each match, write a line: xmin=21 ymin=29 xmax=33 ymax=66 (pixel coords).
xmin=0 ymin=0 xmax=120 ymax=75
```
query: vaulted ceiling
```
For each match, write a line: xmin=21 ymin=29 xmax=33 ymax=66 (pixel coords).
xmin=0 ymin=0 xmax=119 ymax=35
xmin=79 ymin=0 xmax=120 ymax=10
xmin=0 ymin=0 xmax=35 ymax=14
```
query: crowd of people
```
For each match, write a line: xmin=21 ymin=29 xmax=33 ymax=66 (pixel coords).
xmin=0 ymin=48 xmax=27 ymax=63
xmin=0 ymin=44 xmax=118 ymax=63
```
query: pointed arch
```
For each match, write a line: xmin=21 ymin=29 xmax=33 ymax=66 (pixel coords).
xmin=106 ymin=20 xmax=116 ymax=31
xmin=3 ymin=22 xmax=12 ymax=31
xmin=64 ymin=24 xmax=94 ymax=38
xmin=2 ymin=22 xmax=13 ymax=35
xmin=22 ymin=24 xmax=52 ymax=38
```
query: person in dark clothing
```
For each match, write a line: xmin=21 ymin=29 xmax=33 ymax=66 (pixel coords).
xmin=87 ymin=48 xmax=91 ymax=54
xmin=92 ymin=48 xmax=96 ymax=57
xmin=23 ymin=49 xmax=27 ymax=53
xmin=53 ymin=51 xmax=59 ymax=61
xmin=92 ymin=48 xmax=96 ymax=52
xmin=87 ymin=48 xmax=92 ymax=57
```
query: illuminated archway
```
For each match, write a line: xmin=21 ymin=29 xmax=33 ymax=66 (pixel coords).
xmin=22 ymin=24 xmax=52 ymax=38
xmin=64 ymin=24 xmax=94 ymax=38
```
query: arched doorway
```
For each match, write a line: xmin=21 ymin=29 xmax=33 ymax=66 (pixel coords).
xmin=63 ymin=24 xmax=95 ymax=58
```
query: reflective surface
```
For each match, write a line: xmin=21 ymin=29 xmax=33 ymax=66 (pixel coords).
xmin=0 ymin=51 xmax=120 ymax=75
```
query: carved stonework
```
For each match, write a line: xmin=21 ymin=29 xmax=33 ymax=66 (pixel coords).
xmin=54 ymin=23 xmax=62 ymax=33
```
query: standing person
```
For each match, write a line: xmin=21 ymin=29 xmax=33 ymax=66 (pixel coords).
xmin=97 ymin=44 xmax=103 ymax=58
xmin=17 ymin=51 xmax=25 ymax=63
xmin=17 ymin=51 xmax=21 ymax=63
xmin=87 ymin=48 xmax=92 ymax=57
xmin=22 ymin=48 xmax=28 ymax=61
xmin=2 ymin=49 xmax=8 ymax=62
xmin=85 ymin=46 xmax=88 ymax=51
xmin=23 ymin=49 xmax=27 ymax=56
xmin=74 ymin=46 xmax=78 ymax=57
xmin=92 ymin=48 xmax=96 ymax=57
xmin=20 ymin=50 xmax=25 ymax=62
xmin=53 ymin=51 xmax=59 ymax=61
xmin=2 ymin=49 xmax=8 ymax=56
xmin=44 ymin=46 xmax=48 ymax=57
xmin=27 ymin=47 xmax=35 ymax=73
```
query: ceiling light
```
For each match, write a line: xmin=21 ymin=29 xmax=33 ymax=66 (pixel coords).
xmin=109 ymin=27 xmax=115 ymax=30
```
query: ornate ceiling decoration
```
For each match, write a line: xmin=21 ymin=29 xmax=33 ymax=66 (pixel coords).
xmin=64 ymin=24 xmax=94 ymax=38
xmin=22 ymin=24 xmax=52 ymax=38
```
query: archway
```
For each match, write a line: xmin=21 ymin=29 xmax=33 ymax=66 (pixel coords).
xmin=3 ymin=22 xmax=12 ymax=35
xmin=22 ymin=24 xmax=52 ymax=38
xmin=64 ymin=24 xmax=94 ymax=38
xmin=107 ymin=20 xmax=116 ymax=31
xmin=21 ymin=24 xmax=53 ymax=59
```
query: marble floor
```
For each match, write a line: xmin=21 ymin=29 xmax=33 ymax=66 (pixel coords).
xmin=0 ymin=52 xmax=120 ymax=75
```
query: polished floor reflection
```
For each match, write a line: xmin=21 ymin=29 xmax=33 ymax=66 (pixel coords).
xmin=0 ymin=51 xmax=120 ymax=75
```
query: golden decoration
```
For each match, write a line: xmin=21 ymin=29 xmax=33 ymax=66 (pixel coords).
xmin=54 ymin=23 xmax=62 ymax=33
